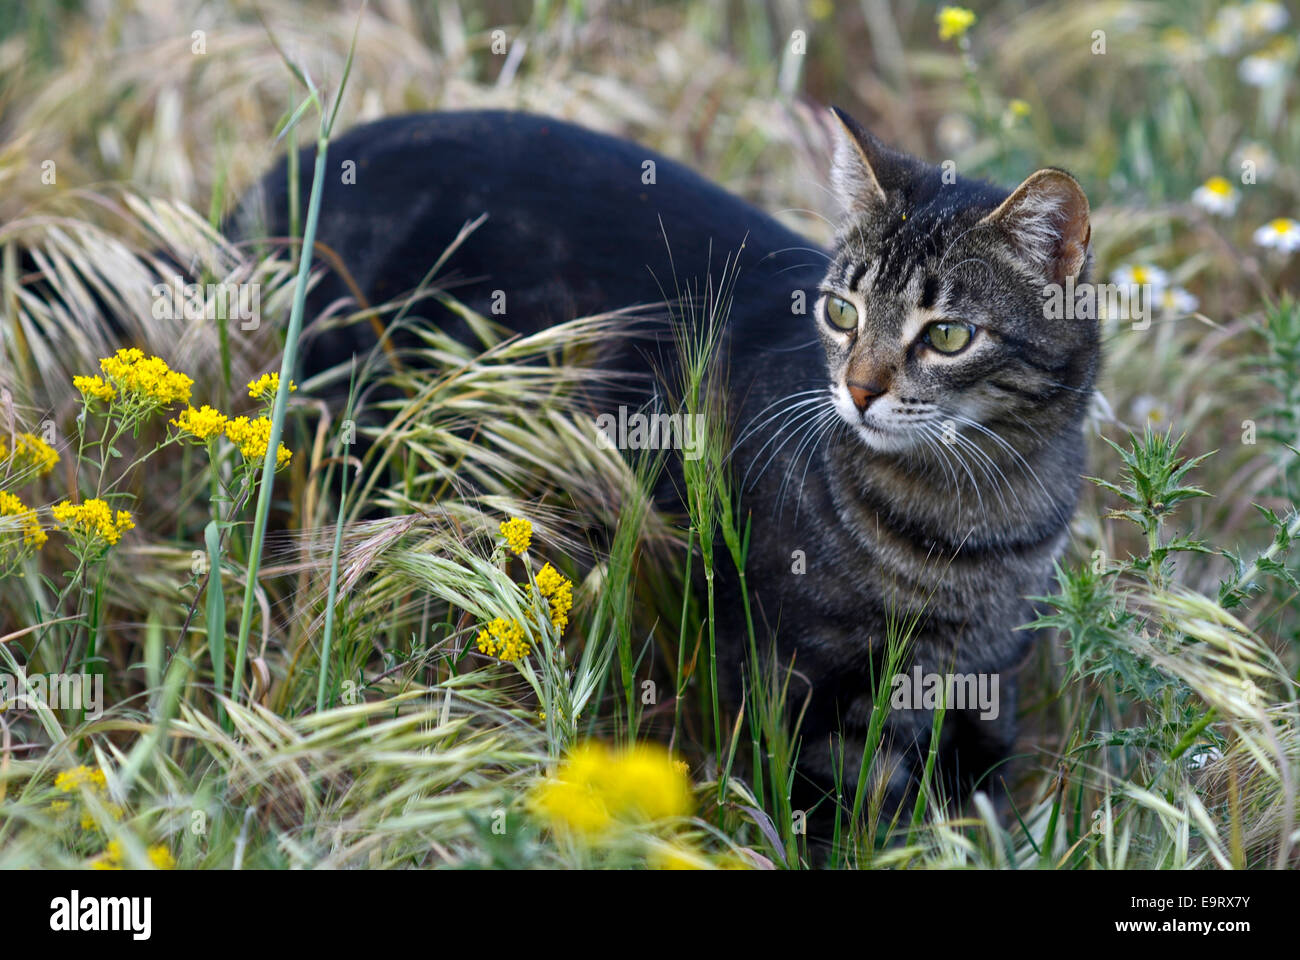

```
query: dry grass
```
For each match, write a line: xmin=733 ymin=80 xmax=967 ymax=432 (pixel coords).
xmin=1 ymin=0 xmax=1297 ymax=868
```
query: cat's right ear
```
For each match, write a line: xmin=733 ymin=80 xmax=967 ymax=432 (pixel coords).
xmin=978 ymin=169 xmax=1091 ymax=286
xmin=828 ymin=106 xmax=891 ymax=216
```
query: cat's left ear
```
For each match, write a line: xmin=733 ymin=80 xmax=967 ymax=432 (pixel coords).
xmin=828 ymin=106 xmax=902 ymax=216
xmin=978 ymin=169 xmax=1091 ymax=286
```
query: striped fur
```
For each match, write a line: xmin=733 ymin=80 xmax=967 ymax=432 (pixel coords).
xmin=725 ymin=109 xmax=1098 ymax=827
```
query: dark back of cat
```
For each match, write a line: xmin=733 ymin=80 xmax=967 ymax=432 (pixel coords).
xmin=243 ymin=109 xmax=1098 ymax=842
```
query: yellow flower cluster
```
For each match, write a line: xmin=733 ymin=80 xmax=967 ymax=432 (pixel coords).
xmin=937 ymin=5 xmax=977 ymax=41
xmin=476 ymin=617 xmax=531 ymax=662
xmin=172 ymin=404 xmax=229 ymax=441
xmin=98 ymin=348 xmax=193 ymax=407
xmin=73 ymin=375 xmax=116 ymax=404
xmin=0 ymin=490 xmax=46 ymax=547
xmin=247 ymin=373 xmax=296 ymax=400
xmin=478 ymin=518 xmax=576 ymax=662
xmin=52 ymin=498 xmax=135 ymax=546
xmin=89 ymin=840 xmax=175 ymax=870
xmin=1 ymin=431 xmax=59 ymax=476
xmin=80 ymin=806 xmax=126 ymax=831
xmin=224 ymin=416 xmax=292 ymax=468
xmin=89 ymin=840 xmax=123 ymax=870
xmin=55 ymin=765 xmax=108 ymax=792
xmin=529 ymin=742 xmax=692 ymax=837
xmin=53 ymin=764 xmax=124 ymax=829
xmin=499 ymin=516 xmax=532 ymax=555
xmin=533 ymin=562 xmax=574 ymax=634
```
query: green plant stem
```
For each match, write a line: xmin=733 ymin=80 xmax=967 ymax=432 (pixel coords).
xmin=231 ymin=135 xmax=329 ymax=712
xmin=317 ymin=446 xmax=350 ymax=712
xmin=673 ymin=524 xmax=694 ymax=745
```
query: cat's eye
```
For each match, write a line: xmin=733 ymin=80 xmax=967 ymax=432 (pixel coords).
xmin=825 ymin=296 xmax=858 ymax=331
xmin=923 ymin=321 xmax=974 ymax=354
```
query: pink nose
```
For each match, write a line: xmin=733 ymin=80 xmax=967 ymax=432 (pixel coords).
xmin=848 ymin=382 xmax=884 ymax=412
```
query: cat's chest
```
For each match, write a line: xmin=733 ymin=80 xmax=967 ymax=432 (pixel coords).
xmin=743 ymin=480 xmax=1051 ymax=668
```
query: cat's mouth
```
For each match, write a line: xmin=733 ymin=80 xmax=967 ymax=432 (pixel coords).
xmin=831 ymin=382 xmax=926 ymax=453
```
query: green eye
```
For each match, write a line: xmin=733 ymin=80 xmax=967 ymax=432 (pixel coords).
xmin=924 ymin=321 xmax=974 ymax=354
xmin=825 ymin=296 xmax=858 ymax=331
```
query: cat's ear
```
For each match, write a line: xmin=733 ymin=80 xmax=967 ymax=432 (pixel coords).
xmin=978 ymin=169 xmax=1091 ymax=286
xmin=828 ymin=106 xmax=896 ymax=215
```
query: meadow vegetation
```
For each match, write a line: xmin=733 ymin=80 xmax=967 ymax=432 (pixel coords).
xmin=0 ymin=0 xmax=1297 ymax=868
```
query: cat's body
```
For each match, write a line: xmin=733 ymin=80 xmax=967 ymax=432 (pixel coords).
xmin=242 ymin=109 xmax=1097 ymax=833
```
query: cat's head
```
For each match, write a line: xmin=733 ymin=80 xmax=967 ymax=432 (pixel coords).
xmin=816 ymin=107 xmax=1097 ymax=456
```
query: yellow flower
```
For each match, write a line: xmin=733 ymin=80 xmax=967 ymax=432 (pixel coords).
xmin=52 ymin=499 xmax=135 ymax=547
xmin=73 ymin=375 xmax=116 ymax=404
xmin=224 ymin=416 xmax=293 ymax=468
xmin=533 ymin=562 xmax=574 ymax=634
xmin=936 ymin=5 xmax=977 ymax=41
xmin=647 ymin=842 xmax=709 ymax=870
xmin=1202 ymin=176 xmax=1233 ymax=196
xmin=476 ymin=617 xmax=531 ymax=662
xmin=530 ymin=778 xmax=614 ymax=835
xmin=90 ymin=839 xmax=123 ymax=870
xmin=78 ymin=800 xmax=124 ymax=831
xmin=0 ymin=490 xmax=46 ymax=547
xmin=499 ymin=516 xmax=532 ymax=555
xmin=1008 ymin=99 xmax=1031 ymax=118
xmin=147 ymin=844 xmax=176 ymax=869
xmin=601 ymin=744 xmax=694 ymax=821
xmin=55 ymin=765 xmax=109 ymax=793
xmin=247 ymin=372 xmax=296 ymax=400
xmin=3 ymin=432 xmax=59 ymax=476
xmin=172 ymin=405 xmax=229 ymax=442
xmin=98 ymin=348 xmax=193 ymax=407
xmin=528 ymin=742 xmax=692 ymax=838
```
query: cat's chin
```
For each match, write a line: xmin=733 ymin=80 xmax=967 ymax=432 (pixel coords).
xmin=850 ymin=421 xmax=920 ymax=454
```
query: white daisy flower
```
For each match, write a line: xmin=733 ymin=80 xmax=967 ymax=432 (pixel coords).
xmin=1239 ymin=51 xmax=1287 ymax=85
xmin=1238 ymin=37 xmax=1295 ymax=87
xmin=1161 ymin=27 xmax=1200 ymax=61
xmin=1131 ymin=394 xmax=1170 ymax=427
xmin=1209 ymin=4 xmax=1246 ymax=54
xmin=1253 ymin=217 xmax=1300 ymax=253
xmin=1110 ymin=264 xmax=1169 ymax=294
xmin=1243 ymin=1 xmax=1289 ymax=36
xmin=1191 ymin=176 xmax=1239 ymax=216
xmin=1232 ymin=141 xmax=1278 ymax=182
xmin=1159 ymin=287 xmax=1199 ymax=317
xmin=935 ymin=113 xmax=976 ymax=153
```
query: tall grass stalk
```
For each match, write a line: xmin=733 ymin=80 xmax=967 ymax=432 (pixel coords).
xmin=316 ymin=367 xmax=356 ymax=712
xmin=231 ymin=20 xmax=360 ymax=710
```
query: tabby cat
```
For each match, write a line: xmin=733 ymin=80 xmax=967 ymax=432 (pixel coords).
xmin=244 ymin=107 xmax=1097 ymax=834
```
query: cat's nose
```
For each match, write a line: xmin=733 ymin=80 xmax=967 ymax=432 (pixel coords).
xmin=847 ymin=382 xmax=885 ymax=412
